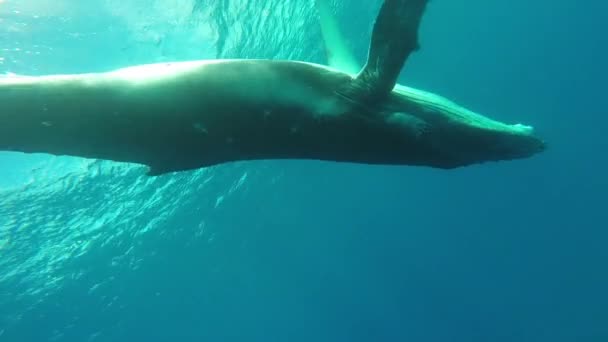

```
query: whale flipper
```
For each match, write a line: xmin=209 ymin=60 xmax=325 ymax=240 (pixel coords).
xmin=315 ymin=0 xmax=360 ymax=75
xmin=340 ymin=0 xmax=429 ymax=104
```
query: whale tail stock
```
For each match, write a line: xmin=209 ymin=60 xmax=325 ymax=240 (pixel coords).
xmin=337 ymin=0 xmax=429 ymax=105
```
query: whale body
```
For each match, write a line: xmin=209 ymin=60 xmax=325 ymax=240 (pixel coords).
xmin=0 ymin=0 xmax=545 ymax=175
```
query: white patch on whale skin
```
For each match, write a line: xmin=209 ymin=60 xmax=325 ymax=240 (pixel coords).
xmin=0 ymin=59 xmax=349 ymax=121
xmin=108 ymin=59 xmax=347 ymax=119
xmin=106 ymin=60 xmax=223 ymax=81
xmin=0 ymin=60 xmax=234 ymax=87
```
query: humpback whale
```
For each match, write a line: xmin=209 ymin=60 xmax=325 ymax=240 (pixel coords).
xmin=0 ymin=0 xmax=545 ymax=175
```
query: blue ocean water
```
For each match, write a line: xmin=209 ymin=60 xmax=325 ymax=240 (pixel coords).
xmin=0 ymin=0 xmax=606 ymax=341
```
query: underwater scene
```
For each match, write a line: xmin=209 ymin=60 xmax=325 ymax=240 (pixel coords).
xmin=0 ymin=0 xmax=607 ymax=341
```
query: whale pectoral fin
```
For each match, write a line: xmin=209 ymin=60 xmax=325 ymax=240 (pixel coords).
xmin=315 ymin=0 xmax=360 ymax=75
xmin=339 ymin=0 xmax=429 ymax=105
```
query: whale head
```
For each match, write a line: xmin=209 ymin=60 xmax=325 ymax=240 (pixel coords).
xmin=388 ymin=85 xmax=546 ymax=168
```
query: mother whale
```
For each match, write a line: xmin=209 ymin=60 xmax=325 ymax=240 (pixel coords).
xmin=0 ymin=0 xmax=544 ymax=175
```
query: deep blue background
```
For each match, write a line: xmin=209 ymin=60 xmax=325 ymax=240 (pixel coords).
xmin=1 ymin=0 xmax=606 ymax=341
